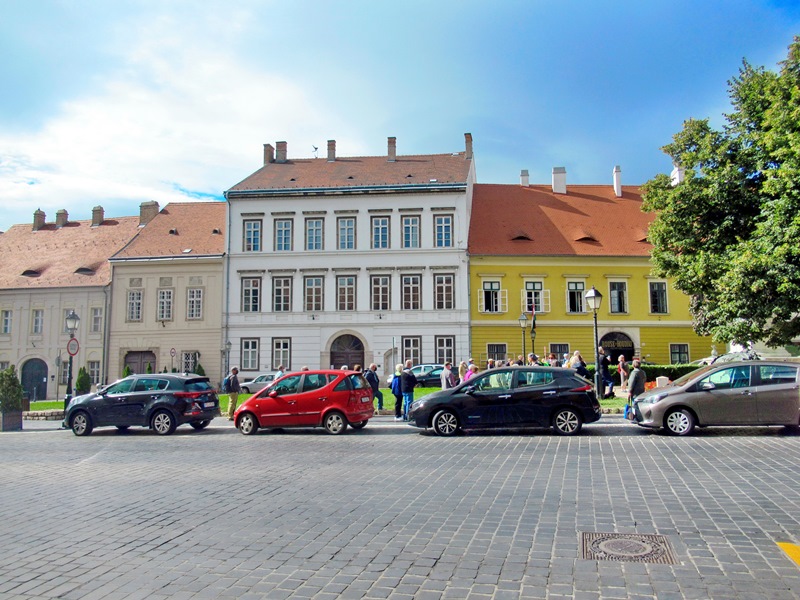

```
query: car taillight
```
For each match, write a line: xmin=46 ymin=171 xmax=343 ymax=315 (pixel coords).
xmin=570 ymin=384 xmax=593 ymax=392
xmin=173 ymin=391 xmax=206 ymax=399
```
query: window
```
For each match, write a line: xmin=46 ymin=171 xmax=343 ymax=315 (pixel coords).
xmin=402 ymin=336 xmax=421 ymax=365
xmin=550 ymin=343 xmax=570 ymax=358
xmin=0 ymin=361 xmax=9 ymax=371
xmin=610 ymin=281 xmax=627 ymax=314
xmin=88 ymin=361 xmax=101 ymax=385
xmin=402 ymin=215 xmax=420 ymax=249
xmin=187 ymin=289 xmax=203 ymax=320
xmin=699 ymin=365 xmax=750 ymax=390
xmin=302 ymin=373 xmax=327 ymax=392
xmin=304 ymin=276 xmax=324 ymax=312
xmin=337 ymin=276 xmax=356 ymax=311
xmin=242 ymin=278 xmax=261 ymax=312
xmin=434 ymin=274 xmax=455 ymax=310
xmin=60 ymin=361 xmax=69 ymax=385
xmin=402 ymin=275 xmax=421 ymax=310
xmin=273 ymin=277 xmax=292 ymax=312
xmin=182 ymin=351 xmax=199 ymax=372
xmin=32 ymin=309 xmax=43 ymax=334
xmin=337 ymin=217 xmax=356 ymax=250
xmin=650 ymin=281 xmax=668 ymax=314
xmin=479 ymin=281 xmax=507 ymax=313
xmin=487 ymin=344 xmax=507 ymax=362
xmin=274 ymin=219 xmax=293 ymax=251
xmin=157 ymin=289 xmax=173 ymax=321
xmin=434 ymin=215 xmax=453 ymax=248
xmin=371 ymin=216 xmax=390 ymax=249
xmin=305 ymin=218 xmax=324 ymax=251
xmin=241 ymin=338 xmax=259 ymax=371
xmin=670 ymin=344 xmax=689 ymax=364
xmin=127 ymin=291 xmax=143 ymax=322
xmin=758 ymin=364 xmax=798 ymax=386
xmin=91 ymin=307 xmax=103 ymax=333
xmin=524 ymin=281 xmax=543 ymax=313
xmin=567 ymin=281 xmax=585 ymax=313
xmin=243 ymin=219 xmax=262 ymax=252
xmin=1 ymin=310 xmax=10 ymax=334
xmin=435 ymin=336 xmax=455 ymax=364
xmin=371 ymin=275 xmax=390 ymax=311
xmin=273 ymin=338 xmax=291 ymax=370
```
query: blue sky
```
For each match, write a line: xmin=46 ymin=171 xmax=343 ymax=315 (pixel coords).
xmin=1 ymin=0 xmax=798 ymax=231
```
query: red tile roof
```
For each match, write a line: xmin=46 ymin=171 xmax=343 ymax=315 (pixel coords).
xmin=228 ymin=153 xmax=472 ymax=193
xmin=0 ymin=216 xmax=141 ymax=289
xmin=112 ymin=202 xmax=226 ymax=259
xmin=469 ymin=184 xmax=653 ymax=257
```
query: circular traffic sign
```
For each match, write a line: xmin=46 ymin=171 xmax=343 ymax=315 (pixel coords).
xmin=170 ymin=347 xmax=177 ymax=357
xmin=67 ymin=338 xmax=80 ymax=356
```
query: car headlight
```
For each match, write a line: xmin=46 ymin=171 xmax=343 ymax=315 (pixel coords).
xmin=641 ymin=393 xmax=668 ymax=405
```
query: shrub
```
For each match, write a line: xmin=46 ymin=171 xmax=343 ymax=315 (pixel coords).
xmin=75 ymin=366 xmax=91 ymax=395
xmin=0 ymin=365 xmax=24 ymax=413
xmin=195 ymin=363 xmax=206 ymax=376
xmin=122 ymin=365 xmax=132 ymax=378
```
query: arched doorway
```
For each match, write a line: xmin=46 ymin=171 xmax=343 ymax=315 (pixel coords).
xmin=124 ymin=351 xmax=157 ymax=374
xmin=21 ymin=359 xmax=48 ymax=402
xmin=598 ymin=332 xmax=635 ymax=364
xmin=330 ymin=335 xmax=365 ymax=370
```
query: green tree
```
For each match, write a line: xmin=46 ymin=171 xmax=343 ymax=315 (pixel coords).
xmin=0 ymin=365 xmax=24 ymax=413
xmin=75 ymin=366 xmax=91 ymax=395
xmin=642 ymin=37 xmax=800 ymax=347
xmin=146 ymin=362 xmax=153 ymax=374
xmin=194 ymin=363 xmax=206 ymax=376
xmin=122 ymin=365 xmax=132 ymax=378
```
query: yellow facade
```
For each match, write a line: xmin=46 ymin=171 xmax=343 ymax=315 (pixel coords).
xmin=469 ymin=255 xmax=711 ymax=365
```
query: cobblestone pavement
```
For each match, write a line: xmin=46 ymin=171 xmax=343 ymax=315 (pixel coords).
xmin=2 ymin=416 xmax=800 ymax=599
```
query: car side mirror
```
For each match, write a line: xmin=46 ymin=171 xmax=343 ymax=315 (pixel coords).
xmin=700 ymin=382 xmax=716 ymax=391
xmin=269 ymin=389 xmax=279 ymax=398
xmin=464 ymin=385 xmax=476 ymax=395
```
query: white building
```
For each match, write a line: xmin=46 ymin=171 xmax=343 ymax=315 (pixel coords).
xmin=224 ymin=135 xmax=476 ymax=378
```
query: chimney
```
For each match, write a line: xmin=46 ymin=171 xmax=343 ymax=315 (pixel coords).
xmin=327 ymin=140 xmax=336 ymax=162
xmin=388 ymin=137 xmax=396 ymax=162
xmin=263 ymin=143 xmax=274 ymax=165
xmin=520 ymin=169 xmax=529 ymax=187
xmin=276 ymin=141 xmax=288 ymax=163
xmin=552 ymin=167 xmax=567 ymax=194
xmin=612 ymin=165 xmax=622 ymax=197
xmin=139 ymin=200 xmax=160 ymax=226
xmin=32 ymin=209 xmax=46 ymax=231
xmin=670 ymin=162 xmax=685 ymax=186
xmin=92 ymin=206 xmax=105 ymax=227
xmin=464 ymin=133 xmax=473 ymax=160
xmin=55 ymin=209 xmax=69 ymax=228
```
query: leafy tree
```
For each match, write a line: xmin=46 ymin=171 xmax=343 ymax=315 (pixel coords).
xmin=146 ymin=362 xmax=153 ymax=374
xmin=75 ymin=366 xmax=91 ymax=395
xmin=122 ymin=365 xmax=132 ymax=378
xmin=194 ymin=363 xmax=206 ymax=376
xmin=0 ymin=365 xmax=24 ymax=413
xmin=643 ymin=37 xmax=800 ymax=347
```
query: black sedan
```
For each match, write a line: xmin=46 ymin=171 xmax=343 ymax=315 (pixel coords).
xmin=407 ymin=366 xmax=601 ymax=436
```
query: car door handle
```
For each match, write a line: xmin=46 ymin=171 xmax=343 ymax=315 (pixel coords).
xmin=319 ymin=397 xmax=327 ymax=402
xmin=739 ymin=391 xmax=753 ymax=396
xmin=543 ymin=391 xmax=557 ymax=395
xmin=287 ymin=400 xmax=297 ymax=405
xmin=498 ymin=394 xmax=511 ymax=399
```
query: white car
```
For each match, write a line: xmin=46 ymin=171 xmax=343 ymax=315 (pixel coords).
xmin=240 ymin=373 xmax=275 ymax=394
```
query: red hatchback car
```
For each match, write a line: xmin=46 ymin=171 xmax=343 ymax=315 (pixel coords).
xmin=234 ymin=369 xmax=374 ymax=435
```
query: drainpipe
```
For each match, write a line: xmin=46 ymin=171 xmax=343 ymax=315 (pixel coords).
xmin=223 ymin=192 xmax=232 ymax=386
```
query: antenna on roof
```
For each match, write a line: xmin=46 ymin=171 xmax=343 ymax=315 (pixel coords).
xmin=312 ymin=145 xmax=319 ymax=158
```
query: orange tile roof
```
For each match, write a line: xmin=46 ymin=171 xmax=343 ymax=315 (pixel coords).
xmin=228 ymin=153 xmax=472 ymax=193
xmin=113 ymin=202 xmax=226 ymax=259
xmin=0 ymin=216 xmax=141 ymax=290
xmin=469 ymin=184 xmax=653 ymax=257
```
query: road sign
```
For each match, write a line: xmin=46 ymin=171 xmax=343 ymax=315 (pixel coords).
xmin=170 ymin=347 xmax=177 ymax=357
xmin=67 ymin=338 xmax=80 ymax=356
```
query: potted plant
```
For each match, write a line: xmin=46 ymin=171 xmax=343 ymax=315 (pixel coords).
xmin=0 ymin=365 xmax=24 ymax=432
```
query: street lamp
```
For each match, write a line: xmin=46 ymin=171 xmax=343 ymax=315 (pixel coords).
xmin=224 ymin=340 xmax=232 ymax=375
xmin=518 ymin=313 xmax=528 ymax=360
xmin=64 ymin=310 xmax=80 ymax=412
xmin=584 ymin=286 xmax=603 ymax=397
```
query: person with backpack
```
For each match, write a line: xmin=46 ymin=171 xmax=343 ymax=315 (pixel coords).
xmin=390 ymin=364 xmax=403 ymax=421
xmin=225 ymin=366 xmax=241 ymax=421
xmin=364 ymin=363 xmax=383 ymax=414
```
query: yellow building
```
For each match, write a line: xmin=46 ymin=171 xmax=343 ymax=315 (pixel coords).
xmin=468 ymin=172 xmax=711 ymax=367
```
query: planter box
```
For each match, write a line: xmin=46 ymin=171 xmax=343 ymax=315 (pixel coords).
xmin=0 ymin=411 xmax=23 ymax=432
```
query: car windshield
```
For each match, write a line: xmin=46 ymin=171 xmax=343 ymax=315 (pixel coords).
xmin=673 ymin=364 xmax=714 ymax=386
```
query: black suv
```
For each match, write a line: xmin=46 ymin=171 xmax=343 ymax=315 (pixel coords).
xmin=63 ymin=373 xmax=220 ymax=436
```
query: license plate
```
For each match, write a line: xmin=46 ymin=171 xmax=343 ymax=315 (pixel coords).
xmin=361 ymin=397 xmax=371 ymax=403
xmin=204 ymin=402 xmax=215 ymax=408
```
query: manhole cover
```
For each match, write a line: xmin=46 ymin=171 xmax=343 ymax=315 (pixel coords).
xmin=580 ymin=532 xmax=678 ymax=564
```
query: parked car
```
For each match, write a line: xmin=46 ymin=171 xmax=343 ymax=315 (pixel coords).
xmin=407 ymin=366 xmax=601 ymax=436
xmin=387 ymin=363 xmax=443 ymax=385
xmin=689 ymin=350 xmax=761 ymax=366
xmin=234 ymin=369 xmax=374 ymax=435
xmin=416 ymin=366 xmax=447 ymax=387
xmin=64 ymin=373 xmax=220 ymax=436
xmin=632 ymin=360 xmax=800 ymax=435
xmin=240 ymin=372 xmax=275 ymax=394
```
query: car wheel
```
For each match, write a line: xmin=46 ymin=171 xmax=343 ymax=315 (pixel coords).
xmin=70 ymin=411 xmax=93 ymax=437
xmin=323 ymin=411 xmax=348 ymax=435
xmin=151 ymin=410 xmax=177 ymax=435
xmin=189 ymin=420 xmax=210 ymax=430
xmin=665 ymin=409 xmax=695 ymax=436
xmin=237 ymin=412 xmax=259 ymax=435
xmin=115 ymin=425 xmax=129 ymax=432
xmin=553 ymin=408 xmax=583 ymax=435
xmin=242 ymin=387 xmax=250 ymax=394
xmin=432 ymin=409 xmax=459 ymax=436
xmin=350 ymin=420 xmax=367 ymax=430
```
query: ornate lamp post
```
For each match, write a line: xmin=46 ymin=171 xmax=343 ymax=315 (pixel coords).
xmin=584 ymin=286 xmax=603 ymax=397
xmin=224 ymin=340 xmax=232 ymax=375
xmin=64 ymin=310 xmax=80 ymax=412
xmin=518 ymin=313 xmax=528 ymax=360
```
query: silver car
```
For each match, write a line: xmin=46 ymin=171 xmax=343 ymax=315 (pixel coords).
xmin=240 ymin=373 xmax=275 ymax=394
xmin=633 ymin=361 xmax=800 ymax=435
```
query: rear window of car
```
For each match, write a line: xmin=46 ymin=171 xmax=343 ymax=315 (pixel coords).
xmin=134 ymin=378 xmax=170 ymax=391
xmin=758 ymin=365 xmax=798 ymax=386
xmin=302 ymin=373 xmax=328 ymax=392
xmin=515 ymin=371 xmax=554 ymax=388
xmin=184 ymin=379 xmax=213 ymax=392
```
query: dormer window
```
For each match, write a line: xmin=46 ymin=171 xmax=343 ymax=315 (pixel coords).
xmin=21 ymin=269 xmax=40 ymax=277
xmin=75 ymin=267 xmax=95 ymax=275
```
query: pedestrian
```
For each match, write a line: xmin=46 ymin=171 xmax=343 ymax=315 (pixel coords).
xmin=440 ymin=361 xmax=456 ymax=389
xmin=390 ymin=363 xmax=403 ymax=420
xmin=569 ymin=351 xmax=590 ymax=379
xmin=463 ymin=363 xmax=478 ymax=381
xmin=527 ymin=353 xmax=535 ymax=366
xmin=225 ymin=366 xmax=241 ymax=421
xmin=486 ymin=358 xmax=495 ymax=369
xmin=353 ymin=364 xmax=362 ymax=373
xmin=627 ymin=359 xmax=647 ymax=419
xmin=275 ymin=365 xmax=286 ymax=379
xmin=599 ymin=347 xmax=614 ymax=398
xmin=400 ymin=360 xmax=418 ymax=421
xmin=364 ymin=363 xmax=383 ymax=413
xmin=548 ymin=353 xmax=561 ymax=367
xmin=617 ymin=355 xmax=630 ymax=391
xmin=340 ymin=365 xmax=349 ymax=370
xmin=458 ymin=360 xmax=468 ymax=384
